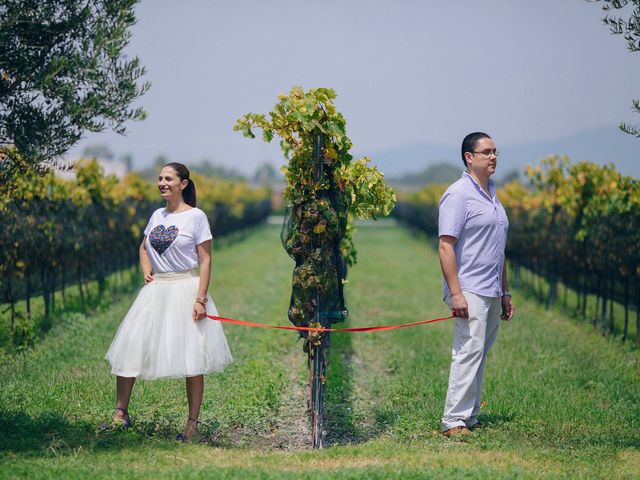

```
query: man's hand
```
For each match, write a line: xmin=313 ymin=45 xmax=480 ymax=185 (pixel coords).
xmin=501 ymin=296 xmax=515 ymax=321
xmin=451 ymin=291 xmax=469 ymax=318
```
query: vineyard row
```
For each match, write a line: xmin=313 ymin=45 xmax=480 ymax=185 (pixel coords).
xmin=393 ymin=156 xmax=640 ymax=344
xmin=0 ymin=159 xmax=271 ymax=346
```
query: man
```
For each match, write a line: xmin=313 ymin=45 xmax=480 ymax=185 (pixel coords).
xmin=438 ymin=131 xmax=515 ymax=437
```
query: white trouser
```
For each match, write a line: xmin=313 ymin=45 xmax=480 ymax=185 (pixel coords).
xmin=442 ymin=290 xmax=501 ymax=431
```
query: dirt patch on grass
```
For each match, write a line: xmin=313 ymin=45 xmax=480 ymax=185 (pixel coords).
xmin=268 ymin=348 xmax=312 ymax=451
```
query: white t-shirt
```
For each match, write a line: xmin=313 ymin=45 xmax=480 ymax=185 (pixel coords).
xmin=143 ymin=207 xmax=212 ymax=273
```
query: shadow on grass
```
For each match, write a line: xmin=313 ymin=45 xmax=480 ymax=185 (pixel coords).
xmin=476 ymin=412 xmax=516 ymax=429
xmin=0 ymin=411 xmax=179 ymax=456
xmin=323 ymin=331 xmax=376 ymax=447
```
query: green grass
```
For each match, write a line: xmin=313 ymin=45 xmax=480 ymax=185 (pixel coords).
xmin=1 ymin=224 xmax=638 ymax=479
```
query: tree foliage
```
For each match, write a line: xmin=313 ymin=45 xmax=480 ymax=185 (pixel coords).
xmin=0 ymin=0 xmax=150 ymax=192
xmin=591 ymin=0 xmax=640 ymax=136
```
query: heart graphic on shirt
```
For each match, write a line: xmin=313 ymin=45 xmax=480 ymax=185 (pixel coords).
xmin=149 ymin=225 xmax=179 ymax=255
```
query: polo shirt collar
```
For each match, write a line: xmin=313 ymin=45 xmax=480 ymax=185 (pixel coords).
xmin=462 ymin=171 xmax=496 ymax=201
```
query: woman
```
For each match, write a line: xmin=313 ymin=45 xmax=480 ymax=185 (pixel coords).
xmin=103 ymin=162 xmax=232 ymax=441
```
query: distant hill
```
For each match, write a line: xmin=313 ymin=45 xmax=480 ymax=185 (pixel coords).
xmin=365 ymin=126 xmax=640 ymax=179
xmin=388 ymin=162 xmax=462 ymax=187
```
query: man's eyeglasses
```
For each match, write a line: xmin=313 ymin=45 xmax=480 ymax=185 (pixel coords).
xmin=472 ymin=150 xmax=499 ymax=159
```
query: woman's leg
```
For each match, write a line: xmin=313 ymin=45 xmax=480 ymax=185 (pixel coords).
xmin=181 ymin=375 xmax=204 ymax=439
xmin=114 ymin=376 xmax=136 ymax=421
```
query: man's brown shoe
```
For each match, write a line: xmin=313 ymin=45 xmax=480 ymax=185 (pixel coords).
xmin=442 ymin=426 xmax=471 ymax=437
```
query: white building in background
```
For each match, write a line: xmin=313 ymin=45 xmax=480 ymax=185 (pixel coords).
xmin=54 ymin=157 xmax=128 ymax=181
xmin=56 ymin=144 xmax=130 ymax=180
xmin=94 ymin=157 xmax=128 ymax=179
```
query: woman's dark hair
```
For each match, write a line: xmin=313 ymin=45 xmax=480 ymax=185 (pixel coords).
xmin=164 ymin=162 xmax=197 ymax=207
xmin=461 ymin=132 xmax=491 ymax=167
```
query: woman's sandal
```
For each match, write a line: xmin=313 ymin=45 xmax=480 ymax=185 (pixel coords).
xmin=176 ymin=417 xmax=200 ymax=442
xmin=98 ymin=407 xmax=132 ymax=431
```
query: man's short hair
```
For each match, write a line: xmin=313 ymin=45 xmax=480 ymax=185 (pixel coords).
xmin=461 ymin=132 xmax=491 ymax=167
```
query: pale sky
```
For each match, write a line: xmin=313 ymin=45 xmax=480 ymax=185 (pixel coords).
xmin=69 ymin=0 xmax=640 ymax=176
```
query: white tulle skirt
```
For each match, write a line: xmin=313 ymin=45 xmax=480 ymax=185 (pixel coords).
xmin=105 ymin=269 xmax=233 ymax=380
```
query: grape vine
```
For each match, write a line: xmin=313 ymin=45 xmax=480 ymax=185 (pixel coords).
xmin=235 ymin=86 xmax=396 ymax=331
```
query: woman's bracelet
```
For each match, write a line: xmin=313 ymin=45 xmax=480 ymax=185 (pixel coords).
xmin=195 ymin=296 xmax=208 ymax=306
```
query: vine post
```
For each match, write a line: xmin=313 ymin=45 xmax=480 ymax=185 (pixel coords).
xmin=310 ymin=131 xmax=326 ymax=448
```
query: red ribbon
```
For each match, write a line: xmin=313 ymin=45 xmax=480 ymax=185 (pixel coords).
xmin=206 ymin=313 xmax=455 ymax=333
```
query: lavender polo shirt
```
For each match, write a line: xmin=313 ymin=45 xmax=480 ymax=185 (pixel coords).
xmin=438 ymin=172 xmax=509 ymax=298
